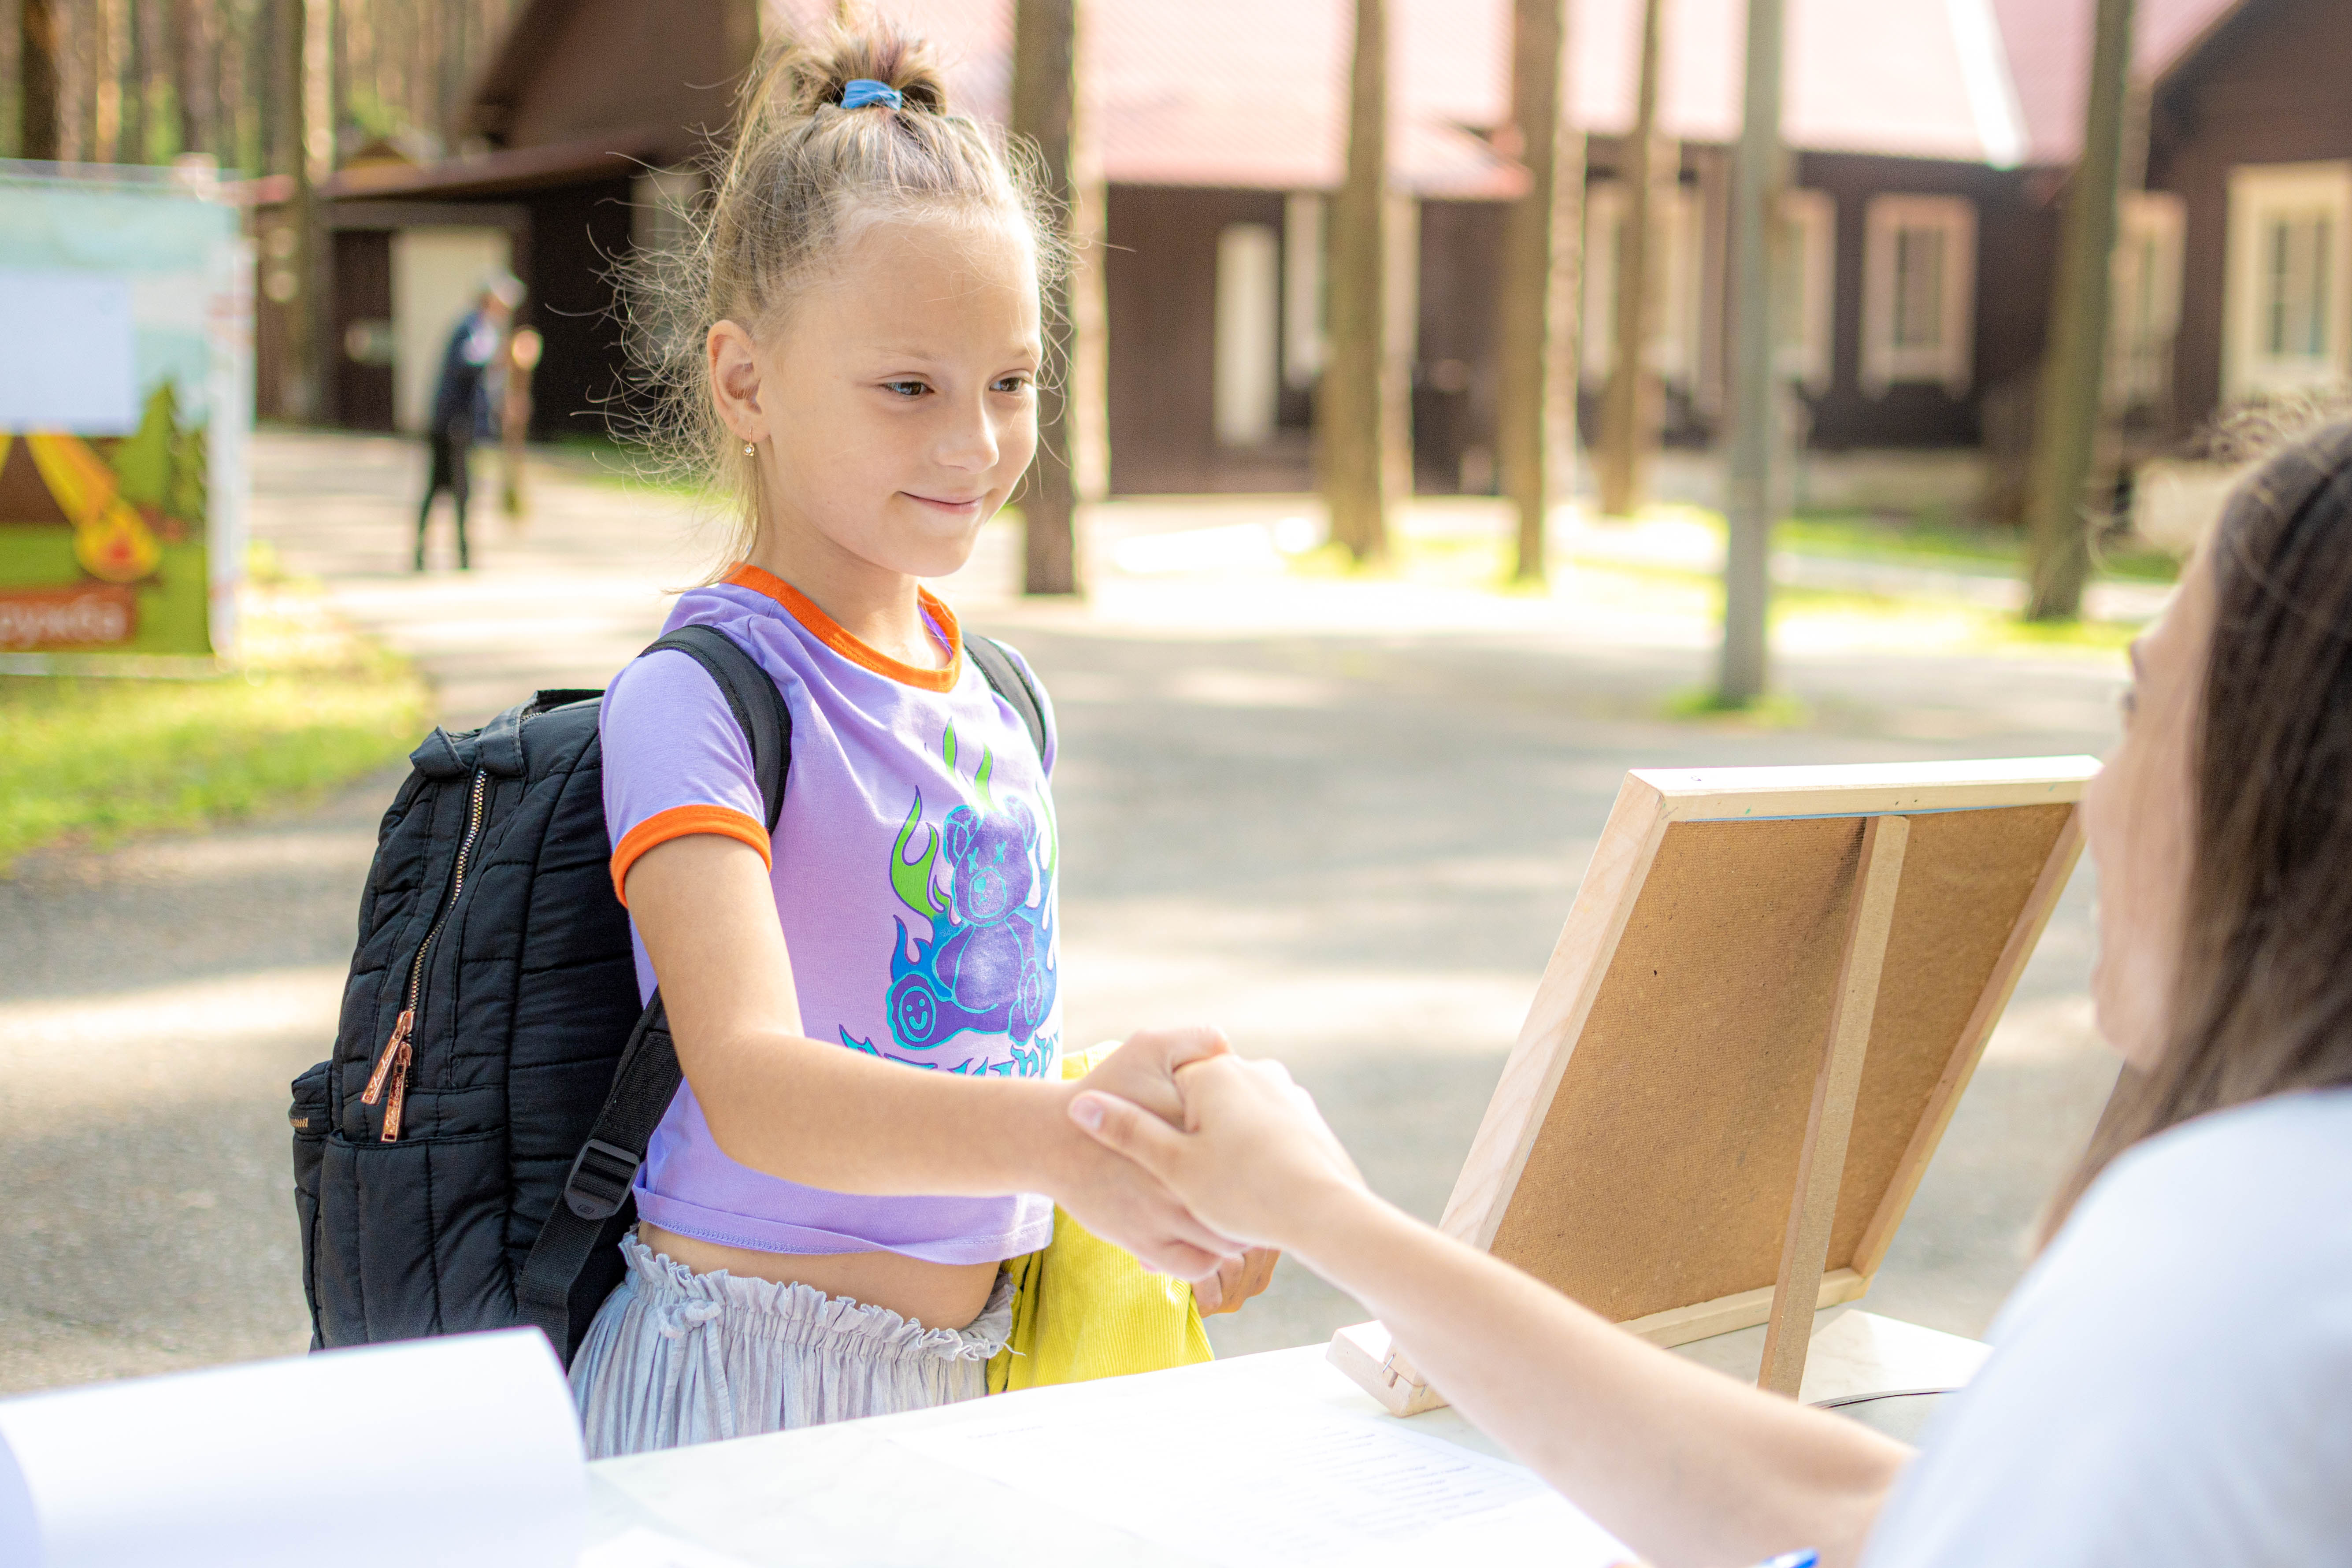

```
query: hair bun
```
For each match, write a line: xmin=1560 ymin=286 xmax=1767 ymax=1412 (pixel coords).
xmin=764 ymin=18 xmax=949 ymax=123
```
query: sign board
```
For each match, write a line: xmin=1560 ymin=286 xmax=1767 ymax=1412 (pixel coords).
xmin=0 ymin=166 xmax=250 ymax=661
xmin=1333 ymin=757 xmax=2097 ymax=1413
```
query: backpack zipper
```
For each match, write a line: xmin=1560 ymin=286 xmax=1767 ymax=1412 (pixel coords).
xmin=362 ymin=768 xmax=489 ymax=1142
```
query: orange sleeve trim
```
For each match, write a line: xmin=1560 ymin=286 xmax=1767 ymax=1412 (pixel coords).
xmin=722 ymin=562 xmax=964 ymax=693
xmin=611 ymin=804 xmax=772 ymax=905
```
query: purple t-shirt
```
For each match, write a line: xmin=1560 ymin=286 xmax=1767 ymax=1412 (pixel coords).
xmin=599 ymin=563 xmax=1061 ymax=1264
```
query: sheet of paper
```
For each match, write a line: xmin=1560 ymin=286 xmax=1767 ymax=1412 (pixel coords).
xmin=0 ymin=269 xmax=138 ymax=433
xmin=576 ymin=1527 xmax=761 ymax=1568
xmin=888 ymin=1393 xmax=1633 ymax=1568
xmin=0 ymin=1328 xmax=586 ymax=1568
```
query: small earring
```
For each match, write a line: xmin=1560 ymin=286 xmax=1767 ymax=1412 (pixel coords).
xmin=743 ymin=441 xmax=756 ymax=456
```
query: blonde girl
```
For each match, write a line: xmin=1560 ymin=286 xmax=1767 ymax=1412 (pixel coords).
xmin=572 ymin=23 xmax=1268 ymax=1457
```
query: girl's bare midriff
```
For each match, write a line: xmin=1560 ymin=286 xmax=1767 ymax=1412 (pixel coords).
xmin=637 ymin=1222 xmax=1001 ymax=1330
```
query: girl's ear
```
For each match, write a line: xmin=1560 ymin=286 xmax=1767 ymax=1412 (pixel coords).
xmin=709 ymin=319 xmax=766 ymax=437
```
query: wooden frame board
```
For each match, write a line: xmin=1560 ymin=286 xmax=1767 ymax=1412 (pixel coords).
xmin=1333 ymin=757 xmax=2096 ymax=1412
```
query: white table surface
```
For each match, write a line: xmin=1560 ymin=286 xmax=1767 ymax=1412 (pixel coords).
xmin=578 ymin=1310 xmax=1988 ymax=1568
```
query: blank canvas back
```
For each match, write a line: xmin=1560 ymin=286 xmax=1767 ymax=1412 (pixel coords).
xmin=1441 ymin=760 xmax=2093 ymax=1334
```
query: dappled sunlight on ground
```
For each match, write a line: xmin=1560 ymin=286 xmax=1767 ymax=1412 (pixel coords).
xmin=0 ymin=432 xmax=2133 ymax=1387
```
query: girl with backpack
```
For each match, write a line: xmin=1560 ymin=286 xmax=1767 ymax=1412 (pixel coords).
xmin=570 ymin=24 xmax=1272 ymax=1456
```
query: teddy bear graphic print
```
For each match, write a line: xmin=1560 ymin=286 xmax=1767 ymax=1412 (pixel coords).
xmin=844 ymin=721 xmax=1059 ymax=1078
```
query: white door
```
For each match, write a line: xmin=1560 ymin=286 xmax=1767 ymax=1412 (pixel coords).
xmin=392 ymin=227 xmax=513 ymax=434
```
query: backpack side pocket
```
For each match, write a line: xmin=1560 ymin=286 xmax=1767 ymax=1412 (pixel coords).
xmin=289 ymin=1059 xmax=333 ymax=1350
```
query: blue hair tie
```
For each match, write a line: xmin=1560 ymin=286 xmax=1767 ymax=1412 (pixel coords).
xmin=841 ymin=79 xmax=903 ymax=110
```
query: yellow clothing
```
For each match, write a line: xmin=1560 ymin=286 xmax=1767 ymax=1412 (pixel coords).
xmin=987 ymin=1045 xmax=1214 ymax=1394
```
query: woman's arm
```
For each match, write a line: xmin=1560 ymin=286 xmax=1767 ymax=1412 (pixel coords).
xmin=627 ymin=833 xmax=1240 ymax=1278
xmin=1072 ymin=1057 xmax=1913 ymax=1568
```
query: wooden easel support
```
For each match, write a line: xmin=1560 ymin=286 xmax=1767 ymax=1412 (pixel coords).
xmin=1758 ymin=814 xmax=1909 ymax=1397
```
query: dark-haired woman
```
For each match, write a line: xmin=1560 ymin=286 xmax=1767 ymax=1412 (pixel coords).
xmin=1070 ymin=427 xmax=2352 ymax=1565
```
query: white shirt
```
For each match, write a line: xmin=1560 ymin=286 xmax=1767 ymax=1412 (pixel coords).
xmin=1861 ymin=1088 xmax=2352 ymax=1566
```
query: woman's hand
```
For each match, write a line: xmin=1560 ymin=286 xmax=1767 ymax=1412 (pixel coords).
xmin=1033 ymin=1025 xmax=1247 ymax=1280
xmin=1068 ymin=1055 xmax=1364 ymax=1253
xmin=1039 ymin=1121 xmax=1248 ymax=1281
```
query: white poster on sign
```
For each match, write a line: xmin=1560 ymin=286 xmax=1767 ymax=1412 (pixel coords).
xmin=0 ymin=270 xmax=138 ymax=433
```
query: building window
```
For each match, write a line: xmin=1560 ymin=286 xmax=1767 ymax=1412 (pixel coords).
xmin=2109 ymin=191 xmax=2185 ymax=416
xmin=2225 ymin=162 xmax=2352 ymax=400
xmin=1214 ymin=222 xmax=1280 ymax=448
xmin=1777 ymin=189 xmax=1835 ymax=393
xmin=1862 ymin=195 xmax=1976 ymax=397
xmin=1580 ymin=179 xmax=1703 ymax=386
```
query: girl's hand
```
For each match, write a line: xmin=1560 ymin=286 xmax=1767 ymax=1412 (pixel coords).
xmin=1191 ymin=1246 xmax=1280 ymax=1315
xmin=1073 ymin=1025 xmax=1232 ymax=1123
xmin=1068 ymin=1055 xmax=1365 ymax=1254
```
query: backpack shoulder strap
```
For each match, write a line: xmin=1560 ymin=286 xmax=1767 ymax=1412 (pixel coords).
xmin=641 ymin=623 xmax=792 ymax=827
xmin=517 ymin=623 xmax=791 ymax=1360
xmin=965 ymin=633 xmax=1053 ymax=764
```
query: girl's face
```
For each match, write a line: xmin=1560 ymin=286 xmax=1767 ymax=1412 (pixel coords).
xmin=2082 ymin=547 xmax=2215 ymax=1069
xmin=712 ymin=211 xmax=1042 ymax=579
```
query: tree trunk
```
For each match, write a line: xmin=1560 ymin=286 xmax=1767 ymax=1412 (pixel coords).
xmin=1320 ymin=0 xmax=1394 ymax=562
xmin=1010 ymin=0 xmax=1089 ymax=595
xmin=173 ymin=0 xmax=210 ymax=158
xmin=275 ymin=0 xmax=321 ymax=421
xmin=1718 ymin=0 xmax=1786 ymax=705
xmin=2024 ymin=0 xmax=2136 ymax=622
xmin=120 ymin=0 xmax=147 ymax=162
xmin=19 ymin=0 xmax=61 ymax=161
xmin=1499 ymin=0 xmax=1580 ymax=584
xmin=1595 ymin=0 xmax=1666 ymax=519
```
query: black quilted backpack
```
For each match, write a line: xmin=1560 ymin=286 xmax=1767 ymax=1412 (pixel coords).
xmin=290 ymin=624 xmax=1050 ymax=1363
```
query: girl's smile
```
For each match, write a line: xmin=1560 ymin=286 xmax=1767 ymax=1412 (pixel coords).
xmin=707 ymin=213 xmax=1042 ymax=670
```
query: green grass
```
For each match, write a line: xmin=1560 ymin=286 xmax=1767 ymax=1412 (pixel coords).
xmin=1777 ymin=510 xmax=2180 ymax=584
xmin=1664 ymin=686 xmax=1813 ymax=728
xmin=0 ymin=578 xmax=431 ymax=871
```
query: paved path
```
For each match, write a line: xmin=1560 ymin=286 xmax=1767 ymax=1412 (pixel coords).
xmin=0 ymin=432 xmax=2132 ymax=1390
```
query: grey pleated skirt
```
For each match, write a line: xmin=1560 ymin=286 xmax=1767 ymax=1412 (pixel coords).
xmin=570 ymin=1233 xmax=1015 ymax=1460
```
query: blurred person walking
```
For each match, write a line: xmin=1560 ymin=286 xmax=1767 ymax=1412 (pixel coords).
xmin=415 ymin=274 xmax=522 ymax=571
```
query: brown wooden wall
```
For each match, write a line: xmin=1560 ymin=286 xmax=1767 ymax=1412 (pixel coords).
xmin=1792 ymin=151 xmax=2057 ymax=453
xmin=2148 ymin=0 xmax=2352 ymax=437
xmin=1103 ymin=185 xmax=1308 ymax=494
xmin=329 ymin=229 xmax=396 ymax=431
xmin=521 ymin=178 xmax=636 ymax=442
xmin=1102 ymin=185 xmax=1506 ymax=496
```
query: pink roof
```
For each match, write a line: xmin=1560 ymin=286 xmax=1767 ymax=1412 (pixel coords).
xmin=1993 ymin=0 xmax=2241 ymax=165
xmin=765 ymin=0 xmax=2246 ymax=190
xmin=772 ymin=0 xmax=1523 ymax=195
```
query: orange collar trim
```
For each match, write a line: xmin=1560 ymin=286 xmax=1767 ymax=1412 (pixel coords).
xmin=723 ymin=563 xmax=963 ymax=693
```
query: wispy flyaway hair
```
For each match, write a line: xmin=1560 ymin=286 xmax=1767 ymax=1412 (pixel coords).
xmin=620 ymin=16 xmax=1068 ymax=575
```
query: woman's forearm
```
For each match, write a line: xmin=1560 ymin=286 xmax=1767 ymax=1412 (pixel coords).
xmin=1290 ymin=1184 xmax=1910 ymax=1568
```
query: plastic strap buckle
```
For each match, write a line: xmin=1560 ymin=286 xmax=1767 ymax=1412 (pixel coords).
xmin=563 ymin=1138 xmax=640 ymax=1220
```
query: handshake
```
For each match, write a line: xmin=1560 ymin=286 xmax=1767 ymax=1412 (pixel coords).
xmin=1046 ymin=1026 xmax=1366 ymax=1316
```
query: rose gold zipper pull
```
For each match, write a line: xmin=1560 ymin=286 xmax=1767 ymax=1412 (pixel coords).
xmin=379 ymin=1046 xmax=412 ymax=1142
xmin=362 ymin=1009 xmax=414 ymax=1105
xmin=363 ymin=1009 xmax=417 ymax=1140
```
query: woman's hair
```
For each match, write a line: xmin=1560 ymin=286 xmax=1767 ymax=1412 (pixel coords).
xmin=2048 ymin=419 xmax=2352 ymax=1234
xmin=622 ymin=18 xmax=1068 ymax=574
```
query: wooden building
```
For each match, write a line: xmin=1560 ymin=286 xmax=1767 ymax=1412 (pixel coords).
xmin=263 ymin=0 xmax=2330 ymax=512
xmin=2141 ymin=0 xmax=2352 ymax=438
